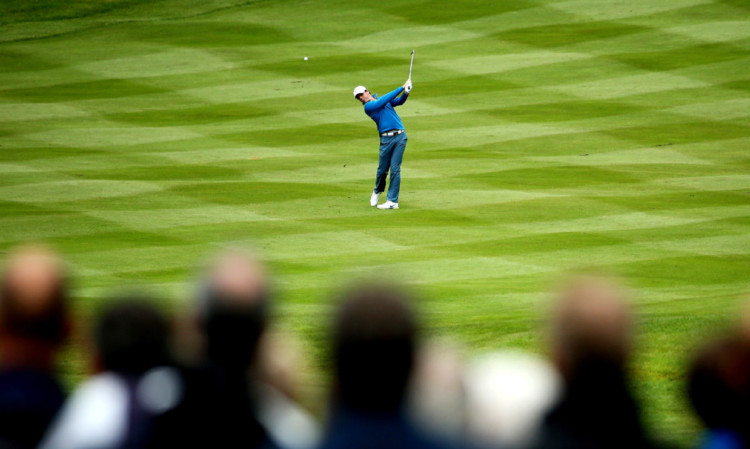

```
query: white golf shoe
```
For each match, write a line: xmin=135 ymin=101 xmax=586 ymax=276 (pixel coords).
xmin=370 ymin=191 xmax=380 ymax=207
xmin=377 ymin=201 xmax=399 ymax=210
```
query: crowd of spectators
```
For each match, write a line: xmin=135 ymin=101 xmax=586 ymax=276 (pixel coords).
xmin=0 ymin=243 xmax=748 ymax=449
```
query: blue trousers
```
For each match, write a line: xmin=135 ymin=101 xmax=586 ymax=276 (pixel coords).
xmin=374 ymin=132 xmax=407 ymax=203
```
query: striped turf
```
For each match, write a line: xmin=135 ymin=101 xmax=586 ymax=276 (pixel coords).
xmin=2 ymin=0 xmax=750 ymax=443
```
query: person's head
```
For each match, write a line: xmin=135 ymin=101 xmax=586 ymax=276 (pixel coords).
xmin=0 ymin=244 xmax=70 ymax=366
xmin=197 ymin=249 xmax=270 ymax=371
xmin=550 ymin=276 xmax=632 ymax=381
xmin=463 ymin=351 xmax=561 ymax=448
xmin=93 ymin=293 xmax=172 ymax=376
xmin=332 ymin=282 xmax=417 ymax=412
xmin=353 ymin=85 xmax=374 ymax=104
xmin=687 ymin=334 xmax=750 ymax=432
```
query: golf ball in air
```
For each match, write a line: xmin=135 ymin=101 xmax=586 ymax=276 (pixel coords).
xmin=304 ymin=56 xmax=308 ymax=61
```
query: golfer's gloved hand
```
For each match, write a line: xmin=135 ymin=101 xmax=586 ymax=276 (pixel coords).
xmin=404 ymin=79 xmax=412 ymax=93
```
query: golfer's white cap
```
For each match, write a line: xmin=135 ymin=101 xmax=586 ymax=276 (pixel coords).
xmin=353 ymin=85 xmax=367 ymax=98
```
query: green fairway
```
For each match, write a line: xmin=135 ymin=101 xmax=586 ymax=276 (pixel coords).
xmin=1 ymin=0 xmax=749 ymax=443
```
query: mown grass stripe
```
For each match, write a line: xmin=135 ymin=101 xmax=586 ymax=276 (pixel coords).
xmin=506 ymin=207 xmax=750 ymax=234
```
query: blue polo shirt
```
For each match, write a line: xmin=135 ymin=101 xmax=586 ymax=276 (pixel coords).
xmin=364 ymin=87 xmax=408 ymax=134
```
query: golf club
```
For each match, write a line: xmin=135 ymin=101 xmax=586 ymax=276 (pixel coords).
xmin=408 ymin=49 xmax=414 ymax=79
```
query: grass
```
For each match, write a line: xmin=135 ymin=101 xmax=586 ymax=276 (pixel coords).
xmin=1 ymin=0 xmax=750 ymax=444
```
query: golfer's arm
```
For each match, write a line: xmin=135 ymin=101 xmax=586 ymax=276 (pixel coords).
xmin=364 ymin=87 xmax=405 ymax=113
xmin=392 ymin=92 xmax=408 ymax=106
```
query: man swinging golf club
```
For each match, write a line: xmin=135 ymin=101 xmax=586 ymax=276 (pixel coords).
xmin=354 ymin=51 xmax=414 ymax=210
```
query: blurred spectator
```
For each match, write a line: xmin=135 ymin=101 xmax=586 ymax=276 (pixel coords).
xmin=530 ymin=276 xmax=657 ymax=449
xmin=318 ymin=282 xmax=460 ymax=449
xmin=687 ymin=333 xmax=750 ymax=449
xmin=463 ymin=350 xmax=560 ymax=449
xmin=0 ymin=245 xmax=71 ymax=449
xmin=408 ymin=340 xmax=467 ymax=443
xmin=254 ymin=329 xmax=321 ymax=449
xmin=39 ymin=294 xmax=178 ymax=449
xmin=151 ymin=249 xmax=310 ymax=449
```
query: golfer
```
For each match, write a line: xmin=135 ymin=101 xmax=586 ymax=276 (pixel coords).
xmin=353 ymin=78 xmax=412 ymax=210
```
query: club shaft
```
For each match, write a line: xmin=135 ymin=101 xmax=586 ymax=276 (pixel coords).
xmin=408 ymin=50 xmax=414 ymax=79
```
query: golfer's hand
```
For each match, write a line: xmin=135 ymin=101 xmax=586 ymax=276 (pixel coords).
xmin=404 ymin=79 xmax=412 ymax=93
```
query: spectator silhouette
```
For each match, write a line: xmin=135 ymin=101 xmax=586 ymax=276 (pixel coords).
xmin=39 ymin=294 xmax=177 ymax=449
xmin=687 ymin=333 xmax=750 ymax=449
xmin=0 ymin=245 xmax=71 ymax=449
xmin=318 ymin=282 xmax=460 ymax=449
xmin=530 ymin=276 xmax=657 ymax=449
xmin=149 ymin=249 xmax=278 ymax=449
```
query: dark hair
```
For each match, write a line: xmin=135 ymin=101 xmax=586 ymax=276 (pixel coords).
xmin=687 ymin=335 xmax=750 ymax=431
xmin=94 ymin=294 xmax=171 ymax=375
xmin=332 ymin=283 xmax=416 ymax=411
xmin=200 ymin=287 xmax=269 ymax=370
xmin=1 ymin=283 xmax=68 ymax=344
